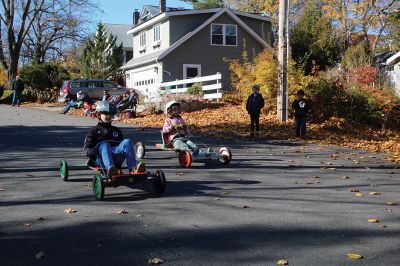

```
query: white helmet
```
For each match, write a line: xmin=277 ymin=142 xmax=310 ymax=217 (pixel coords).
xmin=165 ymin=101 xmax=180 ymax=113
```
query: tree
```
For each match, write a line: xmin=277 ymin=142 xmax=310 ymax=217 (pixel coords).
xmin=0 ymin=0 xmax=45 ymax=83
xmin=22 ymin=0 xmax=99 ymax=64
xmin=80 ymin=23 xmax=124 ymax=79
xmin=182 ymin=0 xmax=225 ymax=9
xmin=19 ymin=62 xmax=70 ymax=102
xmin=290 ymin=0 xmax=340 ymax=74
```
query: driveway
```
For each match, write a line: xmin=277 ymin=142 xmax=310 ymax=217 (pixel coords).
xmin=0 ymin=104 xmax=399 ymax=265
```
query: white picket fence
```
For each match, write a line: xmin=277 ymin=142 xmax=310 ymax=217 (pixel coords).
xmin=159 ymin=73 xmax=222 ymax=100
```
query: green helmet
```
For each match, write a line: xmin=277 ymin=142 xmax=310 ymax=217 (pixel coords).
xmin=95 ymin=101 xmax=117 ymax=115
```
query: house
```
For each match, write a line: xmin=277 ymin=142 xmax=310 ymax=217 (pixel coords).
xmin=104 ymin=23 xmax=134 ymax=64
xmin=384 ymin=51 xmax=400 ymax=96
xmin=121 ymin=0 xmax=273 ymax=99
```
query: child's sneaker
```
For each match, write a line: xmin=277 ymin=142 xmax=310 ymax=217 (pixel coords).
xmin=131 ymin=162 xmax=146 ymax=173
xmin=107 ymin=165 xmax=118 ymax=179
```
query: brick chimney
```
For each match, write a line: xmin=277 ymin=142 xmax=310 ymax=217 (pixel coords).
xmin=160 ymin=0 xmax=166 ymax=13
xmin=133 ymin=9 xmax=140 ymax=26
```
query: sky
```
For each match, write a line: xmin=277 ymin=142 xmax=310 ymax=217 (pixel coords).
xmin=96 ymin=0 xmax=193 ymax=25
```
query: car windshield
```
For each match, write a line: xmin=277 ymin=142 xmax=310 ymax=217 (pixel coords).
xmin=103 ymin=81 xmax=117 ymax=88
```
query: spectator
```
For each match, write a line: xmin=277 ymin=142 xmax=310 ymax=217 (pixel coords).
xmin=0 ymin=83 xmax=4 ymax=99
xmin=101 ymin=90 xmax=111 ymax=101
xmin=246 ymin=84 xmax=265 ymax=137
xmin=292 ymin=89 xmax=310 ymax=137
xmin=12 ymin=76 xmax=24 ymax=107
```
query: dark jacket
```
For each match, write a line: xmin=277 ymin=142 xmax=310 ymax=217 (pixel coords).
xmin=0 ymin=85 xmax=4 ymax=98
xmin=12 ymin=79 xmax=24 ymax=92
xmin=292 ymin=98 xmax=310 ymax=117
xmin=83 ymin=122 xmax=123 ymax=158
xmin=246 ymin=93 xmax=265 ymax=114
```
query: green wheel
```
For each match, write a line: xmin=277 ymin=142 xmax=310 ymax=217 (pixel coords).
xmin=92 ymin=174 xmax=104 ymax=201
xmin=60 ymin=160 xmax=69 ymax=181
xmin=153 ymin=170 xmax=166 ymax=194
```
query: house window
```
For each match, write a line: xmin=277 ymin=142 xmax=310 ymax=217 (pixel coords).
xmin=211 ymin=24 xmax=237 ymax=46
xmin=140 ymin=32 xmax=146 ymax=47
xmin=153 ymin=25 xmax=161 ymax=42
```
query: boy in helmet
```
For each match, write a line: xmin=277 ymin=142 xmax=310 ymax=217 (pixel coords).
xmin=162 ymin=101 xmax=199 ymax=155
xmin=83 ymin=101 xmax=146 ymax=179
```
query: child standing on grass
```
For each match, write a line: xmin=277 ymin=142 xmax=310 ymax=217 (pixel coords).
xmin=292 ymin=90 xmax=310 ymax=137
xmin=246 ymin=84 xmax=265 ymax=137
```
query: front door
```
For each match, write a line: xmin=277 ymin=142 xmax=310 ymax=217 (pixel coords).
xmin=183 ymin=64 xmax=201 ymax=88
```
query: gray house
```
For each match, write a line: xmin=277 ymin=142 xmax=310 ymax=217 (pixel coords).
xmin=104 ymin=23 xmax=134 ymax=64
xmin=121 ymin=1 xmax=273 ymax=98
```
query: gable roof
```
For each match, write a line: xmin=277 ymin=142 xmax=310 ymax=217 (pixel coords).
xmin=121 ymin=48 xmax=168 ymax=70
xmin=385 ymin=51 xmax=400 ymax=66
xmin=128 ymin=7 xmax=271 ymax=35
xmin=157 ymin=8 xmax=274 ymax=60
xmin=104 ymin=24 xmax=133 ymax=48
xmin=138 ymin=5 xmax=189 ymax=25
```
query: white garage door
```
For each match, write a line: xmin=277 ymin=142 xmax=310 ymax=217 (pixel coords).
xmin=130 ymin=67 xmax=158 ymax=99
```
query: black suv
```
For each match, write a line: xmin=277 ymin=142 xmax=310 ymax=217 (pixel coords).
xmin=58 ymin=79 xmax=130 ymax=102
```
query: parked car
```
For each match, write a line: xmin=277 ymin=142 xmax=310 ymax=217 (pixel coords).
xmin=58 ymin=79 xmax=131 ymax=102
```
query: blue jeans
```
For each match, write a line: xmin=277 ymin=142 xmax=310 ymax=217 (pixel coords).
xmin=63 ymin=101 xmax=76 ymax=114
xmin=12 ymin=90 xmax=22 ymax=106
xmin=96 ymin=140 xmax=136 ymax=171
xmin=295 ymin=116 xmax=307 ymax=136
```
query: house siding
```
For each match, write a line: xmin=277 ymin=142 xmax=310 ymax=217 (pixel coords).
xmin=133 ymin=20 xmax=170 ymax=58
xmin=237 ymin=15 xmax=273 ymax=45
xmin=168 ymin=14 xmax=214 ymax=44
xmin=161 ymin=13 xmax=266 ymax=90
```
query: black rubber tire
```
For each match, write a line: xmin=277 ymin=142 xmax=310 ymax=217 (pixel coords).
xmin=153 ymin=170 xmax=166 ymax=194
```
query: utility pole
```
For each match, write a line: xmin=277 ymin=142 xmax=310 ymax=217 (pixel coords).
xmin=277 ymin=0 xmax=289 ymax=122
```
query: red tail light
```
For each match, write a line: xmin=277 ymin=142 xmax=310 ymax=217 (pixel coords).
xmin=63 ymin=81 xmax=70 ymax=93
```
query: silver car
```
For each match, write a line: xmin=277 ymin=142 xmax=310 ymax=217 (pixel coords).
xmin=58 ymin=79 xmax=130 ymax=102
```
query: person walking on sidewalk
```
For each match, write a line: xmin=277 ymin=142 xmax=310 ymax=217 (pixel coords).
xmin=246 ymin=84 xmax=265 ymax=137
xmin=11 ymin=76 xmax=24 ymax=107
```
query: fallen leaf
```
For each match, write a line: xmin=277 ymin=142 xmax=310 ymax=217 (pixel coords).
xmin=136 ymin=214 xmax=144 ymax=217
xmin=341 ymin=176 xmax=350 ymax=179
xmin=214 ymin=198 xmax=221 ymax=201
xmin=221 ymin=192 xmax=231 ymax=195
xmin=37 ymin=217 xmax=45 ymax=220
xmin=176 ymin=172 xmax=184 ymax=176
xmin=368 ymin=218 xmax=379 ymax=223
xmin=346 ymin=253 xmax=363 ymax=260
xmin=326 ymin=168 xmax=336 ymax=171
xmin=26 ymin=174 xmax=33 ymax=177
xmin=386 ymin=171 xmax=395 ymax=174
xmin=369 ymin=192 xmax=381 ymax=195
xmin=64 ymin=208 xmax=77 ymax=214
xmin=148 ymin=257 xmax=164 ymax=264
xmin=311 ymin=176 xmax=320 ymax=179
xmin=117 ymin=209 xmax=128 ymax=214
xmin=369 ymin=184 xmax=379 ymax=187
xmin=277 ymin=259 xmax=289 ymax=265
xmin=240 ymin=204 xmax=250 ymax=208
xmin=355 ymin=193 xmax=365 ymax=197
xmin=385 ymin=208 xmax=393 ymax=212
xmin=35 ymin=251 xmax=45 ymax=259
xmin=379 ymin=225 xmax=387 ymax=228
xmin=386 ymin=202 xmax=397 ymax=205
xmin=24 ymin=223 xmax=31 ymax=227
xmin=0 ymin=188 xmax=5 ymax=191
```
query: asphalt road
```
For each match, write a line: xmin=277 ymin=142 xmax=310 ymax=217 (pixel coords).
xmin=0 ymin=104 xmax=399 ymax=266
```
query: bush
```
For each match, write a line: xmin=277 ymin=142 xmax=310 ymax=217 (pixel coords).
xmin=186 ymin=83 xmax=203 ymax=95
xmin=19 ymin=63 xmax=70 ymax=103
xmin=341 ymin=43 xmax=371 ymax=70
